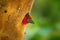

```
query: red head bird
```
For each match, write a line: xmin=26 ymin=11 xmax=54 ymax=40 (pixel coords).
xmin=22 ymin=13 xmax=34 ymax=25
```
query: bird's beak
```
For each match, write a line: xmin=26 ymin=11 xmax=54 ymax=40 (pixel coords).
xmin=27 ymin=19 xmax=34 ymax=24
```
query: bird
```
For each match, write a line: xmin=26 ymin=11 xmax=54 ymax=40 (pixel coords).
xmin=22 ymin=13 xmax=34 ymax=35
xmin=22 ymin=13 xmax=34 ymax=25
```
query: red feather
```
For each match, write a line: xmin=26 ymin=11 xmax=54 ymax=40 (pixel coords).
xmin=22 ymin=15 xmax=32 ymax=25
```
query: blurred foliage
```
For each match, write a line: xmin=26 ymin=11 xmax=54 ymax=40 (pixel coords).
xmin=25 ymin=0 xmax=60 ymax=40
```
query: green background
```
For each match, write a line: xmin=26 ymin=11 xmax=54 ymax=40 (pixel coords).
xmin=25 ymin=0 xmax=60 ymax=40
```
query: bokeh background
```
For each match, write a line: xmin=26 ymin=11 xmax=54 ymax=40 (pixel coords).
xmin=25 ymin=0 xmax=60 ymax=40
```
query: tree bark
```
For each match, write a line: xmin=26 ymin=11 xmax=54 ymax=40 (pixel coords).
xmin=0 ymin=0 xmax=34 ymax=40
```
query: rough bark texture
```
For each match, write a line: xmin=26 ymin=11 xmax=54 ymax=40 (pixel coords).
xmin=0 ymin=0 xmax=34 ymax=40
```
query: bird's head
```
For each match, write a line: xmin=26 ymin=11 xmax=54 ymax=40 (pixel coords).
xmin=22 ymin=13 xmax=34 ymax=25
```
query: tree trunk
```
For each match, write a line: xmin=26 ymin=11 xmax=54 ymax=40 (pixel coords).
xmin=0 ymin=0 xmax=34 ymax=40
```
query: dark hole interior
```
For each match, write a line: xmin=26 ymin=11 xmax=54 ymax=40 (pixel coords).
xmin=4 ymin=10 xmax=7 ymax=13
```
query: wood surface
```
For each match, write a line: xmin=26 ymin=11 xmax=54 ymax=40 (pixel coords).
xmin=0 ymin=0 xmax=34 ymax=40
